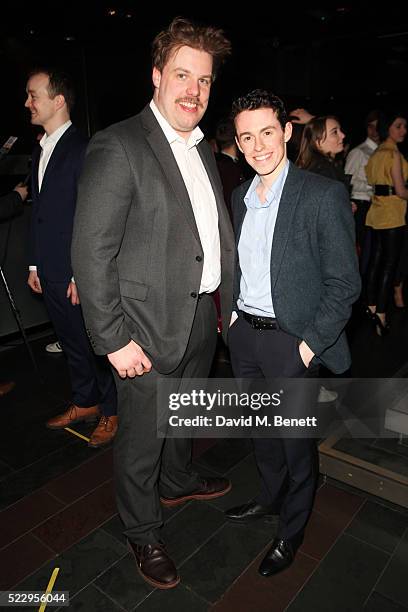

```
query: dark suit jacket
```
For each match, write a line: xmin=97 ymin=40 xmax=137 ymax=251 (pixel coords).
xmin=215 ymin=152 xmax=246 ymax=218
xmin=232 ymin=162 xmax=361 ymax=374
xmin=29 ymin=125 xmax=88 ymax=282
xmin=0 ymin=191 xmax=23 ymax=223
xmin=72 ymin=105 xmax=235 ymax=374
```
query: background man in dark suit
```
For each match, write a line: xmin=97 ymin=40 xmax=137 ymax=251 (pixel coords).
xmin=25 ymin=68 xmax=117 ymax=447
xmin=225 ymin=90 xmax=361 ymax=576
xmin=72 ymin=18 xmax=234 ymax=589
xmin=215 ymin=117 xmax=247 ymax=218
xmin=0 ymin=183 xmax=28 ymax=397
xmin=0 ymin=183 xmax=27 ymax=223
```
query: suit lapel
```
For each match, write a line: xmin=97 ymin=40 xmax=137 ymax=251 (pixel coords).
xmin=142 ymin=107 xmax=201 ymax=243
xmin=235 ymin=200 xmax=247 ymax=247
xmin=40 ymin=125 xmax=76 ymax=192
xmin=271 ymin=162 xmax=305 ymax=290
xmin=31 ymin=145 xmax=41 ymax=199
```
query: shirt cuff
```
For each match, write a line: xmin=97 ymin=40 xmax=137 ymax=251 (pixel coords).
xmin=29 ymin=266 xmax=37 ymax=271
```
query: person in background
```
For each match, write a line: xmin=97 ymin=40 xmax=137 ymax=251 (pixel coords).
xmin=296 ymin=114 xmax=349 ymax=189
xmin=0 ymin=182 xmax=28 ymax=396
xmin=0 ymin=183 xmax=27 ymax=222
xmin=215 ymin=117 xmax=246 ymax=217
xmin=345 ymin=110 xmax=379 ymax=270
xmin=25 ymin=67 xmax=118 ymax=446
xmin=365 ymin=110 xmax=408 ymax=334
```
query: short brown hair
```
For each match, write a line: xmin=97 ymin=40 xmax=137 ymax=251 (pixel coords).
xmin=28 ymin=67 xmax=75 ymax=112
xmin=152 ymin=16 xmax=231 ymax=79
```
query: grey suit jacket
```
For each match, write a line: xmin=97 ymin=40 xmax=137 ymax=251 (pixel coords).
xmin=71 ymin=105 xmax=234 ymax=373
xmin=232 ymin=162 xmax=361 ymax=374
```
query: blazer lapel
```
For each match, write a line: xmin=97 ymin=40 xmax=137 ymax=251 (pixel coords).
xmin=271 ymin=162 xmax=305 ymax=290
xmin=31 ymin=145 xmax=41 ymax=199
xmin=141 ymin=107 xmax=201 ymax=244
xmin=40 ymin=125 xmax=76 ymax=191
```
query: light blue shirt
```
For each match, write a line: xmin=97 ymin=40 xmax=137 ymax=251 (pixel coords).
xmin=237 ymin=161 xmax=289 ymax=317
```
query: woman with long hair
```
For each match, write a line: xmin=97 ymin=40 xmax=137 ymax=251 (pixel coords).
xmin=365 ymin=110 xmax=408 ymax=335
xmin=296 ymin=115 xmax=349 ymax=187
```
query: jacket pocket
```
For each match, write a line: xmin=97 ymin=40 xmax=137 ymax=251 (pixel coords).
xmin=119 ymin=278 xmax=148 ymax=301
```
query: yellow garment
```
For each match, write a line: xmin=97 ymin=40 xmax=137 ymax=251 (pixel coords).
xmin=365 ymin=140 xmax=408 ymax=229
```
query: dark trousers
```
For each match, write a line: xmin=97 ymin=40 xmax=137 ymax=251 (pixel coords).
xmin=41 ymin=278 xmax=117 ymax=416
xmin=353 ymin=199 xmax=371 ymax=274
xmin=228 ymin=314 xmax=318 ymax=547
xmin=366 ymin=227 xmax=404 ymax=312
xmin=114 ymin=294 xmax=218 ymax=545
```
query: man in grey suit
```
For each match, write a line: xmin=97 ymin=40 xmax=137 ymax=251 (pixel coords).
xmin=224 ymin=90 xmax=361 ymax=576
xmin=72 ymin=18 xmax=233 ymax=589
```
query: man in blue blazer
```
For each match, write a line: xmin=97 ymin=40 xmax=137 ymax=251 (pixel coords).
xmin=25 ymin=68 xmax=117 ymax=447
xmin=225 ymin=90 xmax=361 ymax=576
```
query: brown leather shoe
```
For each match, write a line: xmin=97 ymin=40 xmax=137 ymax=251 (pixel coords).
xmin=88 ymin=415 xmax=118 ymax=448
xmin=160 ymin=477 xmax=232 ymax=507
xmin=0 ymin=381 xmax=15 ymax=397
xmin=46 ymin=404 xmax=100 ymax=429
xmin=128 ymin=540 xmax=180 ymax=589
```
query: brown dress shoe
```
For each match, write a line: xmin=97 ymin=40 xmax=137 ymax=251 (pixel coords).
xmin=88 ymin=415 xmax=118 ymax=448
xmin=128 ymin=540 xmax=180 ymax=589
xmin=160 ymin=477 xmax=232 ymax=507
xmin=0 ymin=381 xmax=15 ymax=397
xmin=46 ymin=404 xmax=100 ymax=429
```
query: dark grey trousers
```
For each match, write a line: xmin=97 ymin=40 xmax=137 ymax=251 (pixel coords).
xmin=114 ymin=295 xmax=217 ymax=545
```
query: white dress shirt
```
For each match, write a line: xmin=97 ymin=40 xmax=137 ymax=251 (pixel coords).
xmin=345 ymin=137 xmax=378 ymax=201
xmin=150 ymin=100 xmax=220 ymax=294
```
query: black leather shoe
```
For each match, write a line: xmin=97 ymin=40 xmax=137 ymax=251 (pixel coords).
xmin=258 ymin=538 xmax=294 ymax=577
xmin=128 ymin=540 xmax=180 ymax=589
xmin=160 ymin=477 xmax=231 ymax=507
xmin=225 ymin=501 xmax=278 ymax=523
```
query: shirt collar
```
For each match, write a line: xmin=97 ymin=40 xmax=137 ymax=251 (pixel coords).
xmin=244 ymin=159 xmax=289 ymax=209
xmin=221 ymin=151 xmax=238 ymax=162
xmin=40 ymin=120 xmax=72 ymax=149
xmin=365 ymin=137 xmax=378 ymax=151
xmin=149 ymin=100 xmax=204 ymax=149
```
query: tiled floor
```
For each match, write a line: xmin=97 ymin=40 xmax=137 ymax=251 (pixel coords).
xmin=1 ymin=303 xmax=408 ymax=611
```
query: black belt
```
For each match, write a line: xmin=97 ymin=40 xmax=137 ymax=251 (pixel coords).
xmin=374 ymin=185 xmax=396 ymax=196
xmin=243 ymin=311 xmax=279 ymax=330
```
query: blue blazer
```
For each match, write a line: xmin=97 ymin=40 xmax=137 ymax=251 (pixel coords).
xmin=231 ymin=162 xmax=361 ymax=374
xmin=29 ymin=124 xmax=88 ymax=282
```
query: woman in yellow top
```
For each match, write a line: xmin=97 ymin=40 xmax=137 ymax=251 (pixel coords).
xmin=365 ymin=110 xmax=408 ymax=334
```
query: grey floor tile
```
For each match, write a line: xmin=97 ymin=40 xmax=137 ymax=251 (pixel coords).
xmin=346 ymin=501 xmax=408 ymax=553
xmin=364 ymin=591 xmax=408 ymax=611
xmin=376 ymin=530 xmax=408 ymax=608
xmin=180 ymin=522 xmax=270 ymax=603
xmin=59 ymin=584 xmax=125 ymax=611
xmin=135 ymin=584 xmax=209 ymax=611
xmin=287 ymin=533 xmax=389 ymax=612
xmin=163 ymin=501 xmax=226 ymax=564
xmin=94 ymin=553 xmax=153 ymax=611
xmin=14 ymin=530 xmax=127 ymax=597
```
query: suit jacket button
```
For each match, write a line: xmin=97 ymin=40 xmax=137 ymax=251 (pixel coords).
xmin=190 ymin=292 xmax=197 ymax=298
xmin=196 ymin=255 xmax=202 ymax=262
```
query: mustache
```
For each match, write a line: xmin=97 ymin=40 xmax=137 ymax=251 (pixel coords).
xmin=176 ymin=97 xmax=203 ymax=107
